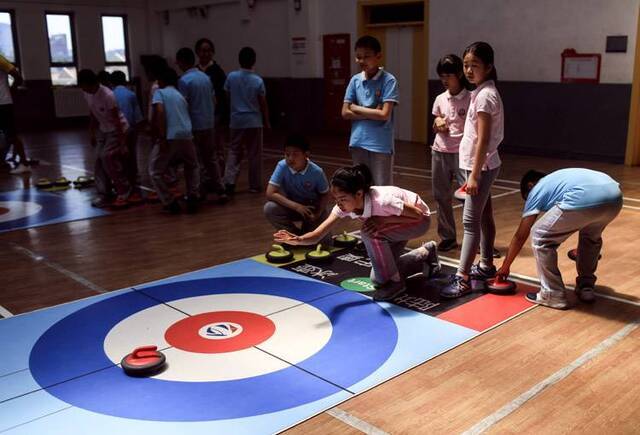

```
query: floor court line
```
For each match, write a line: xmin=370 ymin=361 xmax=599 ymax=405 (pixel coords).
xmin=0 ymin=305 xmax=13 ymax=318
xmin=326 ymin=407 xmax=390 ymax=435
xmin=10 ymin=243 xmax=108 ymax=294
xmin=0 ymin=405 xmax=74 ymax=435
xmin=462 ymin=317 xmax=640 ymax=435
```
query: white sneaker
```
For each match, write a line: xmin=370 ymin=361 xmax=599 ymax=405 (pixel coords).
xmin=10 ymin=163 xmax=31 ymax=174
xmin=577 ymin=287 xmax=596 ymax=303
xmin=526 ymin=291 xmax=570 ymax=310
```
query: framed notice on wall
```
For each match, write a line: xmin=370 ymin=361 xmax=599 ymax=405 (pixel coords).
xmin=561 ymin=49 xmax=601 ymax=84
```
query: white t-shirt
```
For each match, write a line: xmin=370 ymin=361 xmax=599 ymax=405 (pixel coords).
xmin=459 ymin=80 xmax=504 ymax=171
xmin=0 ymin=55 xmax=14 ymax=105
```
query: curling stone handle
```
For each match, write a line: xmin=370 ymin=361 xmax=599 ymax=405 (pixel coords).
xmin=132 ymin=345 xmax=159 ymax=359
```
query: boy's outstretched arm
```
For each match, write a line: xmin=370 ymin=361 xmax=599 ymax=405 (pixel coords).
xmin=497 ymin=214 xmax=538 ymax=278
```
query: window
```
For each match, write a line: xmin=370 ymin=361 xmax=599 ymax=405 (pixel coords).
xmin=0 ymin=10 xmax=19 ymax=64
xmin=45 ymin=13 xmax=77 ymax=86
xmin=101 ymin=15 xmax=129 ymax=80
xmin=0 ymin=10 xmax=19 ymax=86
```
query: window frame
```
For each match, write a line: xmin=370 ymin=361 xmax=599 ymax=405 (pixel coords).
xmin=0 ymin=9 xmax=20 ymax=68
xmin=100 ymin=14 xmax=130 ymax=78
xmin=44 ymin=11 xmax=78 ymax=86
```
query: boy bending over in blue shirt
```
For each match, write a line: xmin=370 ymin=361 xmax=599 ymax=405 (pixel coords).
xmin=497 ymin=168 xmax=622 ymax=310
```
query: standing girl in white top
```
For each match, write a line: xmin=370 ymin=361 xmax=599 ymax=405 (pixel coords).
xmin=441 ymin=41 xmax=504 ymax=299
xmin=431 ymin=54 xmax=470 ymax=252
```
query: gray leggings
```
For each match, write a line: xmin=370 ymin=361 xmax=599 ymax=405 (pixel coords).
xmin=457 ymin=167 xmax=500 ymax=275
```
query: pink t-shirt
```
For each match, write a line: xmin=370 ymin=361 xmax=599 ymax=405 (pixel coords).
xmin=331 ymin=186 xmax=430 ymax=220
xmin=84 ymin=85 xmax=129 ymax=133
xmin=431 ymin=89 xmax=470 ymax=153
xmin=459 ymin=80 xmax=503 ymax=171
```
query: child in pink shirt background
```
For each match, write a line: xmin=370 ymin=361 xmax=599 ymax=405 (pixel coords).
xmin=275 ymin=164 xmax=440 ymax=302
xmin=79 ymin=69 xmax=131 ymax=209
xmin=431 ymin=54 xmax=470 ymax=252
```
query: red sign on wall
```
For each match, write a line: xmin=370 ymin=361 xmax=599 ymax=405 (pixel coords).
xmin=561 ymin=49 xmax=601 ymax=84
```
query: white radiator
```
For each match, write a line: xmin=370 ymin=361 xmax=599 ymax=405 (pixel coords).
xmin=53 ymin=87 xmax=89 ymax=118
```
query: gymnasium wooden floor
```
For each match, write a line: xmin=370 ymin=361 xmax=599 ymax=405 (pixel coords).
xmin=2 ymin=127 xmax=640 ymax=434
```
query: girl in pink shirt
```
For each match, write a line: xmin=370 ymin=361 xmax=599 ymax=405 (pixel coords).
xmin=431 ymin=54 xmax=470 ymax=252
xmin=441 ymin=42 xmax=504 ymax=299
xmin=275 ymin=164 xmax=440 ymax=302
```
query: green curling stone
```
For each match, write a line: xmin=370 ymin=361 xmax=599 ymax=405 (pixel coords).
xmin=266 ymin=244 xmax=294 ymax=263
xmin=305 ymin=244 xmax=333 ymax=264
xmin=333 ymin=231 xmax=358 ymax=248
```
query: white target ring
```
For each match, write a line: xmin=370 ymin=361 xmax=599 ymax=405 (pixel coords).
xmin=103 ymin=293 xmax=332 ymax=382
xmin=0 ymin=201 xmax=42 ymax=223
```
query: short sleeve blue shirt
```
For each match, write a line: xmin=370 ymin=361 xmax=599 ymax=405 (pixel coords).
xmin=224 ymin=69 xmax=265 ymax=129
xmin=523 ymin=168 xmax=622 ymax=217
xmin=113 ymin=85 xmax=143 ymax=127
xmin=152 ymin=86 xmax=193 ymax=140
xmin=178 ymin=68 xmax=215 ymax=131
xmin=344 ymin=69 xmax=399 ymax=154
xmin=268 ymin=159 xmax=329 ymax=205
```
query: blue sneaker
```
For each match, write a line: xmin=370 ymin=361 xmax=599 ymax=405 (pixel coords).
xmin=440 ymin=275 xmax=471 ymax=299
xmin=470 ymin=263 xmax=497 ymax=280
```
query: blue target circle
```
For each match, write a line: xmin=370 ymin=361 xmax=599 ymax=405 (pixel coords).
xmin=30 ymin=276 xmax=398 ymax=421
xmin=0 ymin=191 xmax=57 ymax=231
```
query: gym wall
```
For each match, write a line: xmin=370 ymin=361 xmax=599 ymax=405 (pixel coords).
xmin=1 ymin=0 xmax=148 ymax=130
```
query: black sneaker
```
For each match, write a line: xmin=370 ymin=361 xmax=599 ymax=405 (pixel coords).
xmin=185 ymin=196 xmax=199 ymax=214
xmin=470 ymin=263 xmax=497 ymax=281
xmin=422 ymin=241 xmax=441 ymax=278
xmin=372 ymin=280 xmax=406 ymax=301
xmin=438 ymin=239 xmax=458 ymax=252
xmin=440 ymin=275 xmax=471 ymax=299
xmin=163 ymin=200 xmax=182 ymax=214
xmin=224 ymin=183 xmax=236 ymax=196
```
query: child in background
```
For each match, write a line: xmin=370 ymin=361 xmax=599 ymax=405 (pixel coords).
xmin=223 ymin=46 xmax=270 ymax=195
xmin=149 ymin=68 xmax=200 ymax=214
xmin=111 ymin=70 xmax=144 ymax=203
xmin=0 ymin=53 xmax=33 ymax=174
xmin=441 ymin=42 xmax=504 ymax=299
xmin=275 ymin=164 xmax=440 ymax=302
xmin=431 ymin=54 xmax=470 ymax=252
xmin=97 ymin=70 xmax=113 ymax=88
xmin=342 ymin=35 xmax=399 ymax=186
xmin=195 ymin=37 xmax=228 ymax=175
xmin=264 ymin=133 xmax=330 ymax=239
xmin=78 ymin=69 xmax=131 ymax=208
xmin=176 ymin=47 xmax=226 ymax=202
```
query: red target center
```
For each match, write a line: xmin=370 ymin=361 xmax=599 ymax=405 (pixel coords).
xmin=164 ymin=311 xmax=275 ymax=354
xmin=0 ymin=207 xmax=9 ymax=216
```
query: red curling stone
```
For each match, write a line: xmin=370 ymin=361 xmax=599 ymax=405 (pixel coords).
xmin=486 ymin=277 xmax=517 ymax=294
xmin=121 ymin=345 xmax=166 ymax=377
xmin=454 ymin=183 xmax=467 ymax=201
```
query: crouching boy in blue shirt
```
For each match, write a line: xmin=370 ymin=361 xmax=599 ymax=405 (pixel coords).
xmin=264 ymin=134 xmax=330 ymax=238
